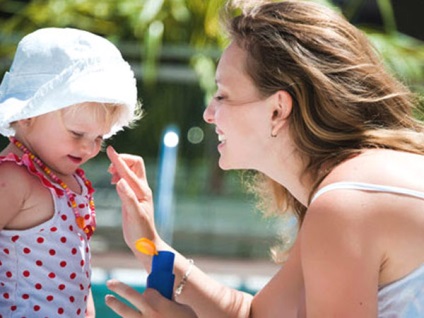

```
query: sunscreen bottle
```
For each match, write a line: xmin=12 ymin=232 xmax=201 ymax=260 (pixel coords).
xmin=146 ymin=250 xmax=175 ymax=299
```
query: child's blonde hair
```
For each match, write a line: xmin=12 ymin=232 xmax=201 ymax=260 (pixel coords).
xmin=60 ymin=102 xmax=143 ymax=138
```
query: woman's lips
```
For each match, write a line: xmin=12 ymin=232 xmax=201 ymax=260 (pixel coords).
xmin=216 ymin=128 xmax=226 ymax=143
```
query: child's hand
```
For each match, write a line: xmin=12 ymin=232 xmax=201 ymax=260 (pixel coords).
xmin=106 ymin=146 xmax=162 ymax=263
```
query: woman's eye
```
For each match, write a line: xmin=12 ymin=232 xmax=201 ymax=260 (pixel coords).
xmin=214 ymin=95 xmax=225 ymax=101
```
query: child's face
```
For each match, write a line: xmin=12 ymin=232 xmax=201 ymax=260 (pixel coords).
xmin=20 ymin=102 xmax=110 ymax=178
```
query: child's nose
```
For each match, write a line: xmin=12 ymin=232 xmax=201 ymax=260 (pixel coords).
xmin=81 ymin=139 xmax=100 ymax=156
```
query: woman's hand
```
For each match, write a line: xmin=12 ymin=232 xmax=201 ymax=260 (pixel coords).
xmin=105 ymin=280 xmax=198 ymax=318
xmin=106 ymin=146 xmax=160 ymax=255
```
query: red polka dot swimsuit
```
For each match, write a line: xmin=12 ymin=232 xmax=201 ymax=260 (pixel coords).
xmin=0 ymin=153 xmax=95 ymax=317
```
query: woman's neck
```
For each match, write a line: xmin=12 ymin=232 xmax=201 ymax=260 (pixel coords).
xmin=257 ymin=150 xmax=312 ymax=206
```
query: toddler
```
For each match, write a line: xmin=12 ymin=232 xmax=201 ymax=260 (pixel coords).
xmin=0 ymin=27 xmax=140 ymax=317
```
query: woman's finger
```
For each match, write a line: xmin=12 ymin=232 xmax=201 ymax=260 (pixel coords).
xmin=106 ymin=146 xmax=151 ymax=200
xmin=116 ymin=179 xmax=139 ymax=209
xmin=106 ymin=146 xmax=147 ymax=180
xmin=106 ymin=280 xmax=199 ymax=318
xmin=142 ymin=289 xmax=199 ymax=318
xmin=106 ymin=146 xmax=139 ymax=181
xmin=116 ymin=179 xmax=156 ymax=233
xmin=107 ymin=280 xmax=148 ymax=311
xmin=105 ymin=294 xmax=142 ymax=318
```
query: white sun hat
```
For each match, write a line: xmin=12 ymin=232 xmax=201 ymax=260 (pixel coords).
xmin=0 ymin=27 xmax=138 ymax=137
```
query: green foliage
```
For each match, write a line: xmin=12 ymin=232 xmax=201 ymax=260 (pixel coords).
xmin=1 ymin=0 xmax=422 ymax=89
xmin=368 ymin=31 xmax=424 ymax=91
xmin=0 ymin=0 xmax=423 ymax=157
xmin=342 ymin=0 xmax=424 ymax=96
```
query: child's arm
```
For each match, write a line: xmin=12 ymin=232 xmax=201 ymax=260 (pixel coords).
xmin=85 ymin=288 xmax=96 ymax=318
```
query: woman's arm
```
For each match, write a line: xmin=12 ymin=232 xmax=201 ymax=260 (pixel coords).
xmin=106 ymin=147 xmax=253 ymax=317
xmin=251 ymin=240 xmax=305 ymax=318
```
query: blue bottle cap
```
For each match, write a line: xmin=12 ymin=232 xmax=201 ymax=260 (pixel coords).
xmin=152 ymin=251 xmax=175 ymax=272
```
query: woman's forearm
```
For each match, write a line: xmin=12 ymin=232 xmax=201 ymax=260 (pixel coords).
xmin=133 ymin=241 xmax=253 ymax=318
xmin=172 ymin=251 xmax=253 ymax=318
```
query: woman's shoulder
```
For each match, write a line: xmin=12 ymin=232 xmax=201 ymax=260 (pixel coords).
xmin=322 ymin=149 xmax=424 ymax=189
xmin=309 ymin=149 xmax=424 ymax=219
xmin=306 ymin=149 xmax=424 ymax=287
xmin=300 ymin=180 xmax=384 ymax=315
xmin=304 ymin=149 xmax=424 ymax=249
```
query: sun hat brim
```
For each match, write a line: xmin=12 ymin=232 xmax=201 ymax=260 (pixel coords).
xmin=0 ymin=28 xmax=138 ymax=137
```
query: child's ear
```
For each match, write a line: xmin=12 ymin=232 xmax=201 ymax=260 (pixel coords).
xmin=20 ymin=118 xmax=33 ymax=126
xmin=270 ymin=90 xmax=292 ymax=137
xmin=14 ymin=118 xmax=34 ymax=130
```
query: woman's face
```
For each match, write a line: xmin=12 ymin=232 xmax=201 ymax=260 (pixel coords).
xmin=203 ymin=42 xmax=274 ymax=170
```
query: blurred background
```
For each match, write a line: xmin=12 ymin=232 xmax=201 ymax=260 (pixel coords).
xmin=1 ymin=0 xmax=423 ymax=315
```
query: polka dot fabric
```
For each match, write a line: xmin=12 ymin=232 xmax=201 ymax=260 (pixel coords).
xmin=0 ymin=155 xmax=95 ymax=317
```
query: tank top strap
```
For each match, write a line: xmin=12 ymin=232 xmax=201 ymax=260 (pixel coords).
xmin=0 ymin=152 xmax=64 ymax=196
xmin=311 ymin=181 xmax=424 ymax=204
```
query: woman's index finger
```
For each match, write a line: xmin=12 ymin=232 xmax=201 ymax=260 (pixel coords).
xmin=106 ymin=146 xmax=150 ymax=200
xmin=106 ymin=146 xmax=132 ymax=178
xmin=107 ymin=146 xmax=147 ymax=179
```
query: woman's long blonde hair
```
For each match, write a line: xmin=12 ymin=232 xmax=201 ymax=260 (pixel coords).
xmin=225 ymin=0 xmax=424 ymax=224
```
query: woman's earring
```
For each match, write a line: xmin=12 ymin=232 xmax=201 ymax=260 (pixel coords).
xmin=271 ymin=131 xmax=277 ymax=138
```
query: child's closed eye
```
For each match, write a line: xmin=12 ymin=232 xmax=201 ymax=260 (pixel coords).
xmin=70 ymin=130 xmax=84 ymax=138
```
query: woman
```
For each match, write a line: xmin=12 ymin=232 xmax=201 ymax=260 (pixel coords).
xmin=105 ymin=1 xmax=424 ymax=317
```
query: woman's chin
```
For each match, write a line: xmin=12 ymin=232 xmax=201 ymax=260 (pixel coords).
xmin=218 ymin=158 xmax=232 ymax=170
xmin=218 ymin=158 xmax=243 ymax=171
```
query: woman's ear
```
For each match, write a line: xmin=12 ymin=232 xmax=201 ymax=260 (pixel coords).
xmin=270 ymin=90 xmax=292 ymax=137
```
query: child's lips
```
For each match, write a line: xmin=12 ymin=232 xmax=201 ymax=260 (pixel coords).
xmin=68 ymin=155 xmax=82 ymax=164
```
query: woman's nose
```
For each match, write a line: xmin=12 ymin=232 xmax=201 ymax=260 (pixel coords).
xmin=203 ymin=101 xmax=215 ymax=124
